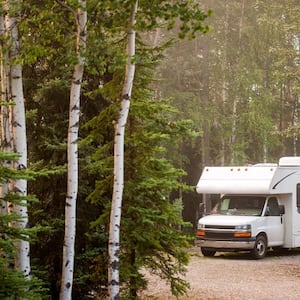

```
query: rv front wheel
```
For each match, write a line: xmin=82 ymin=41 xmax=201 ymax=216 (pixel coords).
xmin=201 ymin=247 xmax=216 ymax=257
xmin=251 ymin=234 xmax=267 ymax=259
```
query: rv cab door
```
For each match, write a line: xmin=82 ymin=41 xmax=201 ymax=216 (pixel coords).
xmin=263 ymin=197 xmax=284 ymax=246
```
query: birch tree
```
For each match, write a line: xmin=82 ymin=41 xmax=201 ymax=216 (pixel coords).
xmin=1 ymin=3 xmax=43 ymax=297
xmin=108 ymin=1 xmax=138 ymax=298
xmin=59 ymin=0 xmax=87 ymax=299
xmin=3 ymin=0 xmax=31 ymax=281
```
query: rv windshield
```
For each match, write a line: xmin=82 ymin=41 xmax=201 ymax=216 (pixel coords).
xmin=212 ymin=195 xmax=266 ymax=216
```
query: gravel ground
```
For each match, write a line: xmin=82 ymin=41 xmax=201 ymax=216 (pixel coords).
xmin=140 ymin=247 xmax=300 ymax=300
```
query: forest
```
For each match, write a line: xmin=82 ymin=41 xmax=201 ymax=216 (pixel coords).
xmin=0 ymin=0 xmax=299 ymax=299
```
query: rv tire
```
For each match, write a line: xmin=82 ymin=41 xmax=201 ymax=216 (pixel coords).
xmin=251 ymin=234 xmax=267 ymax=259
xmin=201 ymin=247 xmax=216 ymax=257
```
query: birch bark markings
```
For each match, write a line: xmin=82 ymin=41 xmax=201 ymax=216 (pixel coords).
xmin=108 ymin=1 xmax=138 ymax=299
xmin=60 ymin=1 xmax=87 ymax=299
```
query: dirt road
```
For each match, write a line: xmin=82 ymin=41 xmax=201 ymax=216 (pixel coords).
xmin=141 ymin=248 xmax=300 ymax=299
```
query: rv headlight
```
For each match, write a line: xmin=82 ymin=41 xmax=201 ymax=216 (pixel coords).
xmin=198 ymin=223 xmax=205 ymax=230
xmin=235 ymin=224 xmax=251 ymax=231
xmin=197 ymin=223 xmax=206 ymax=237
xmin=234 ymin=224 xmax=251 ymax=238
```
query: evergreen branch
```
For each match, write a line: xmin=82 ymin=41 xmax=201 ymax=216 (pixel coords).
xmin=54 ymin=0 xmax=78 ymax=24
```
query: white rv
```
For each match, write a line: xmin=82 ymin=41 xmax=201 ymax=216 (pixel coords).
xmin=196 ymin=156 xmax=300 ymax=259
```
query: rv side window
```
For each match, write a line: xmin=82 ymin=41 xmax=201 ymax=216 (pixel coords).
xmin=266 ymin=197 xmax=280 ymax=216
xmin=297 ymin=183 xmax=300 ymax=208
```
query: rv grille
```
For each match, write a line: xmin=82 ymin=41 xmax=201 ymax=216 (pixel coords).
xmin=204 ymin=231 xmax=235 ymax=239
xmin=203 ymin=225 xmax=238 ymax=239
xmin=205 ymin=225 xmax=235 ymax=230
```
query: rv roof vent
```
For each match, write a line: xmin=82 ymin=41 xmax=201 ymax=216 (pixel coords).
xmin=279 ymin=156 xmax=300 ymax=166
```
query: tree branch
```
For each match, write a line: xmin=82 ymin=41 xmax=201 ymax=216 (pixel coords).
xmin=55 ymin=0 xmax=78 ymax=23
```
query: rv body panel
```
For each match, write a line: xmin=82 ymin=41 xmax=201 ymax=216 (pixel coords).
xmin=196 ymin=166 xmax=277 ymax=194
xmin=196 ymin=166 xmax=299 ymax=195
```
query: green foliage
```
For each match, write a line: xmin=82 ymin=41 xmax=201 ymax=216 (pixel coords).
xmin=80 ymin=32 xmax=197 ymax=296
xmin=137 ymin=1 xmax=211 ymax=38
xmin=0 ymin=152 xmax=46 ymax=298
xmin=83 ymin=98 xmax=194 ymax=297
xmin=26 ymin=81 xmax=69 ymax=298
xmin=0 ymin=258 xmax=45 ymax=300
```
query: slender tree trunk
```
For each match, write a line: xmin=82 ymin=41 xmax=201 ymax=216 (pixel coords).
xmin=292 ymin=93 xmax=298 ymax=156
xmin=60 ymin=1 xmax=87 ymax=299
xmin=230 ymin=99 xmax=237 ymax=164
xmin=220 ymin=2 xmax=229 ymax=165
xmin=0 ymin=14 xmax=10 ymax=215
xmin=5 ymin=0 xmax=31 ymax=281
xmin=230 ymin=0 xmax=244 ymax=164
xmin=108 ymin=2 xmax=138 ymax=299
xmin=129 ymin=249 xmax=137 ymax=298
xmin=221 ymin=80 xmax=226 ymax=166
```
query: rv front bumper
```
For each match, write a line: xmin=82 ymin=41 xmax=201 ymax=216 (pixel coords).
xmin=195 ymin=238 xmax=256 ymax=250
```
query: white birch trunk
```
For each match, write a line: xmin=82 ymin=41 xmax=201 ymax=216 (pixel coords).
xmin=108 ymin=2 xmax=138 ymax=299
xmin=60 ymin=1 xmax=87 ymax=299
xmin=5 ymin=0 xmax=31 ymax=279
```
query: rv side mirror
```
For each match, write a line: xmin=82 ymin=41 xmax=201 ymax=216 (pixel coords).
xmin=279 ymin=205 xmax=285 ymax=215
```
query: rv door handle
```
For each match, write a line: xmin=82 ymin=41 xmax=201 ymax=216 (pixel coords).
xmin=281 ymin=215 xmax=283 ymax=224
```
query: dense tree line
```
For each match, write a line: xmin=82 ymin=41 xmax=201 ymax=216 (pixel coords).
xmin=158 ymin=0 xmax=300 ymax=218
xmin=160 ymin=0 xmax=300 ymax=166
